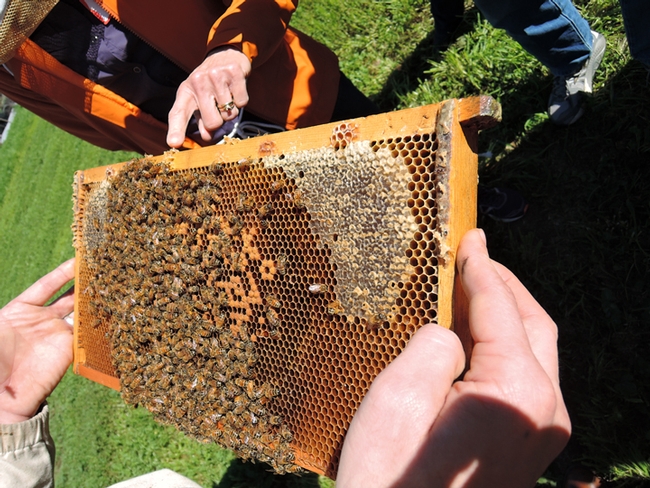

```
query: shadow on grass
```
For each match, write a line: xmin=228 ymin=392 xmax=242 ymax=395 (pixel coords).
xmin=212 ymin=458 xmax=321 ymax=488
xmin=373 ymin=6 xmax=554 ymax=159
xmin=373 ymin=7 xmax=482 ymax=112
xmin=476 ymin=61 xmax=650 ymax=485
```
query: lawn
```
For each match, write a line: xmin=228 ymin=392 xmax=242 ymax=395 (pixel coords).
xmin=1 ymin=0 xmax=649 ymax=485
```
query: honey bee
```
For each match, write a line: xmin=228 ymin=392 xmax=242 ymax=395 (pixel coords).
xmin=171 ymin=403 xmax=187 ymax=419
xmin=206 ymin=387 xmax=220 ymax=402
xmin=237 ymin=157 xmax=253 ymax=171
xmin=148 ymin=163 xmax=164 ymax=176
xmin=266 ymin=308 xmax=280 ymax=328
xmin=249 ymin=402 xmax=266 ymax=417
xmin=366 ymin=312 xmax=387 ymax=332
xmin=237 ymin=192 xmax=255 ymax=213
xmin=265 ymin=294 xmax=281 ymax=310
xmin=176 ymin=348 xmax=194 ymax=363
xmin=182 ymin=193 xmax=195 ymax=206
xmin=158 ymin=374 xmax=172 ymax=389
xmin=228 ymin=215 xmax=244 ymax=236
xmin=246 ymin=352 xmax=258 ymax=367
xmin=230 ymin=252 xmax=243 ymax=273
xmin=158 ymin=200 xmax=175 ymax=216
xmin=276 ymin=254 xmax=287 ymax=276
xmin=270 ymin=180 xmax=285 ymax=194
xmin=182 ymin=207 xmax=203 ymax=225
xmin=260 ymin=383 xmax=278 ymax=400
xmin=213 ymin=371 xmax=229 ymax=384
xmin=291 ymin=190 xmax=307 ymax=211
xmin=273 ymin=465 xmax=304 ymax=475
xmin=224 ymin=382 xmax=242 ymax=399
xmin=227 ymin=348 xmax=239 ymax=362
xmin=194 ymin=300 xmax=208 ymax=312
xmin=233 ymin=394 xmax=248 ymax=409
xmin=214 ymin=290 xmax=228 ymax=308
xmin=257 ymin=202 xmax=273 ymax=219
xmin=209 ymin=161 xmax=225 ymax=175
xmin=327 ymin=300 xmax=345 ymax=315
xmin=196 ymin=323 xmax=213 ymax=338
xmin=278 ymin=450 xmax=296 ymax=464
xmin=213 ymin=310 xmax=227 ymax=330
xmin=232 ymin=361 xmax=250 ymax=377
xmin=245 ymin=380 xmax=260 ymax=400
xmin=189 ymin=175 xmax=201 ymax=191
xmin=277 ymin=423 xmax=292 ymax=441
xmin=156 ymin=297 xmax=171 ymax=307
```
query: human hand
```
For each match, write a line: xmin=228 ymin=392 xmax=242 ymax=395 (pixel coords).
xmin=0 ymin=259 xmax=75 ymax=424
xmin=167 ymin=47 xmax=251 ymax=148
xmin=337 ymin=229 xmax=571 ymax=487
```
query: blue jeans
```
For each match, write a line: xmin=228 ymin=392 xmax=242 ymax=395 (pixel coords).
xmin=474 ymin=0 xmax=593 ymax=76
xmin=619 ymin=0 xmax=650 ymax=66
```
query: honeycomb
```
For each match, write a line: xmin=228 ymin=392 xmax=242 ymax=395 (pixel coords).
xmin=72 ymin=99 xmax=498 ymax=478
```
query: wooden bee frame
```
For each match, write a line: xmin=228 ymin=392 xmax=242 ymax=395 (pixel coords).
xmin=72 ymin=96 xmax=500 ymax=478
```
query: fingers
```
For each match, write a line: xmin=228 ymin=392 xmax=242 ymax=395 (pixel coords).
xmin=492 ymin=261 xmax=560 ymax=383
xmin=166 ymin=48 xmax=251 ymax=148
xmin=167 ymin=90 xmax=196 ymax=148
xmin=48 ymin=288 xmax=75 ymax=321
xmin=457 ymin=229 xmax=560 ymax=383
xmin=456 ymin=229 xmax=531 ymax=351
xmin=456 ymin=230 xmax=568 ymax=429
xmin=489 ymin=260 xmax=569 ymax=428
xmin=12 ymin=259 xmax=75 ymax=308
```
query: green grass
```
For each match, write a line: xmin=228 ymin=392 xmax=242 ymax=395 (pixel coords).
xmin=1 ymin=0 xmax=650 ymax=485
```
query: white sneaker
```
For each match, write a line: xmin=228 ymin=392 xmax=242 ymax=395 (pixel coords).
xmin=548 ymin=30 xmax=607 ymax=126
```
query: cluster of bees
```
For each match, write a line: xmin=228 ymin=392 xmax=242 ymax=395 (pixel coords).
xmin=84 ymin=157 xmax=301 ymax=474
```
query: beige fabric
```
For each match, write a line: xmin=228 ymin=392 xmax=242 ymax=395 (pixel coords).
xmin=0 ymin=404 xmax=201 ymax=488
xmin=0 ymin=0 xmax=60 ymax=64
xmin=108 ymin=469 xmax=202 ymax=488
xmin=0 ymin=404 xmax=55 ymax=488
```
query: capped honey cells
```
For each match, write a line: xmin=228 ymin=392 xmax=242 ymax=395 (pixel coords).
xmin=72 ymin=98 xmax=489 ymax=478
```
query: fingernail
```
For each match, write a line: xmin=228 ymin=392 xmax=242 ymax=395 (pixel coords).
xmin=477 ymin=228 xmax=486 ymax=245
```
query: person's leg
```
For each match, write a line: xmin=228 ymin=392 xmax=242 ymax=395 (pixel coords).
xmin=474 ymin=0 xmax=592 ymax=76
xmin=330 ymin=72 xmax=381 ymax=121
xmin=618 ymin=0 xmax=650 ymax=67
xmin=476 ymin=0 xmax=605 ymax=125
xmin=429 ymin=0 xmax=465 ymax=48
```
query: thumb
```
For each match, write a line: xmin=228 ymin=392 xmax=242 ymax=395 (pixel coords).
xmin=338 ymin=324 xmax=464 ymax=486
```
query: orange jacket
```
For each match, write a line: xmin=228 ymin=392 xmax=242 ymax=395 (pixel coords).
xmin=0 ymin=0 xmax=340 ymax=154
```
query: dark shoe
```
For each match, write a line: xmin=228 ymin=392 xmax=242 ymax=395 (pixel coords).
xmin=548 ymin=30 xmax=606 ymax=126
xmin=478 ymin=185 xmax=528 ymax=223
